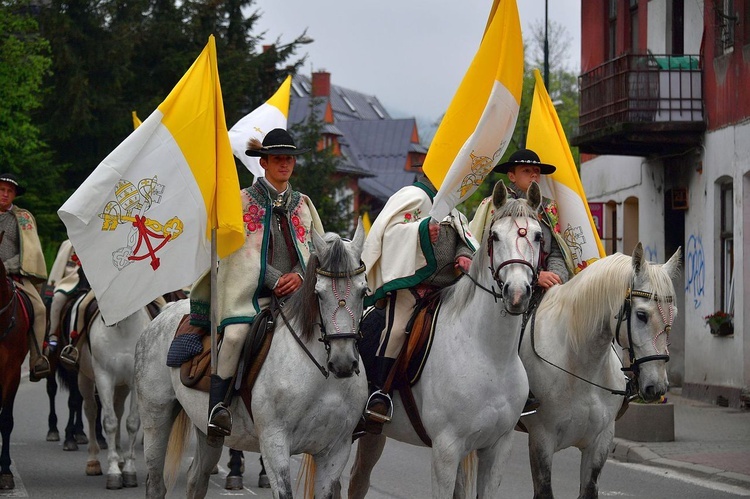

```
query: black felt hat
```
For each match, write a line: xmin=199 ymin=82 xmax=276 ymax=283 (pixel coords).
xmin=0 ymin=173 xmax=25 ymax=196
xmin=493 ymin=149 xmax=556 ymax=175
xmin=245 ymin=128 xmax=309 ymax=157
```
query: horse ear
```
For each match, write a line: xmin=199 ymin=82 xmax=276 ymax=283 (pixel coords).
xmin=663 ymin=246 xmax=682 ymax=279
xmin=631 ymin=242 xmax=645 ymax=275
xmin=527 ymin=181 xmax=542 ymax=210
xmin=312 ymin=228 xmax=327 ymax=256
xmin=350 ymin=217 xmax=365 ymax=257
xmin=492 ymin=181 xmax=508 ymax=210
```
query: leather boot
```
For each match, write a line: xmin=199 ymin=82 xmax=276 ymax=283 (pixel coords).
xmin=208 ymin=375 xmax=233 ymax=438
xmin=364 ymin=357 xmax=395 ymax=428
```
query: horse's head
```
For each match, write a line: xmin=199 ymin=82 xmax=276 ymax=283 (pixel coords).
xmin=483 ymin=181 xmax=542 ymax=314
xmin=616 ymin=242 xmax=681 ymax=402
xmin=308 ymin=220 xmax=368 ymax=379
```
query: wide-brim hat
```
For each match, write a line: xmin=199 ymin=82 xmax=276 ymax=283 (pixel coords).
xmin=0 ymin=173 xmax=25 ymax=196
xmin=245 ymin=128 xmax=309 ymax=157
xmin=493 ymin=148 xmax=556 ymax=175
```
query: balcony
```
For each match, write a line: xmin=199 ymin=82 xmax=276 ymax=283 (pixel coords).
xmin=572 ymin=54 xmax=705 ymax=157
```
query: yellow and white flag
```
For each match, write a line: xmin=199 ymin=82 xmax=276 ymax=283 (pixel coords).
xmin=132 ymin=111 xmax=142 ymax=129
xmin=58 ymin=36 xmax=244 ymax=325
xmin=527 ymin=69 xmax=605 ymax=273
xmin=423 ymin=0 xmax=523 ymax=220
xmin=228 ymin=75 xmax=292 ymax=178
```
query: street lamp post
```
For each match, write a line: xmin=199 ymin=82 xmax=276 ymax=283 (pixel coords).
xmin=544 ymin=0 xmax=549 ymax=89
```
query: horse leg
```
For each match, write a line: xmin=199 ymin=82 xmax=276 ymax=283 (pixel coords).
xmin=121 ymin=383 xmax=140 ymax=487
xmin=475 ymin=433 xmax=514 ymax=498
xmin=313 ymin=437 xmax=353 ymax=499
xmin=528 ymin=432 xmax=555 ymax=499
xmin=71 ymin=376 xmax=88 ymax=445
xmin=577 ymin=430 xmax=614 ymax=499
xmin=224 ymin=449 xmax=244 ymax=490
xmin=141 ymin=397 xmax=182 ymax=499
xmin=258 ymin=433 xmax=293 ymax=498
xmin=430 ymin=437 xmax=463 ymax=499
xmin=185 ymin=429 xmax=222 ymax=499
xmin=347 ymin=433 xmax=386 ymax=499
xmin=79 ymin=373 xmax=102 ymax=476
xmin=100 ymin=383 xmax=128 ymax=489
xmin=95 ymin=393 xmax=107 ymax=449
xmin=46 ymin=373 xmax=60 ymax=441
xmin=0 ymin=380 xmax=20 ymax=490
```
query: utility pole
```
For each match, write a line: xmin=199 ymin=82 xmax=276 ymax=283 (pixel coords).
xmin=544 ymin=0 xmax=550 ymax=89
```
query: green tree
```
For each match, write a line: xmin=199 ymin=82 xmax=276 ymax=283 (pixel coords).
xmin=290 ymin=101 xmax=353 ymax=235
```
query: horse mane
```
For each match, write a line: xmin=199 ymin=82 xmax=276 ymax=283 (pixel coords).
xmin=539 ymin=252 xmax=677 ymax=353
xmin=283 ymin=232 xmax=358 ymax=342
xmin=442 ymin=196 xmax=539 ymax=314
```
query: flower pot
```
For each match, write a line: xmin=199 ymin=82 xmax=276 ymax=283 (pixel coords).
xmin=710 ymin=322 xmax=733 ymax=336
xmin=615 ymin=402 xmax=675 ymax=442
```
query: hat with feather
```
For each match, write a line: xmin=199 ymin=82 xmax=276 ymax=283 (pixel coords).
xmin=245 ymin=128 xmax=309 ymax=157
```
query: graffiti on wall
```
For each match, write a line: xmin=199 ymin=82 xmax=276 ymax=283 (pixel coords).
xmin=644 ymin=245 xmax=658 ymax=262
xmin=684 ymin=234 xmax=705 ymax=309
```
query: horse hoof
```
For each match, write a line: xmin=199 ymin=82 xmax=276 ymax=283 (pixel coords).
xmin=210 ymin=464 xmax=219 ymax=474
xmin=75 ymin=433 xmax=89 ymax=445
xmin=225 ymin=475 xmax=243 ymax=490
xmin=0 ymin=473 xmax=14 ymax=490
xmin=106 ymin=474 xmax=123 ymax=489
xmin=258 ymin=474 xmax=270 ymax=488
xmin=47 ymin=430 xmax=60 ymax=442
xmin=123 ymin=472 xmax=138 ymax=488
xmin=97 ymin=438 xmax=108 ymax=450
xmin=63 ymin=439 xmax=79 ymax=451
xmin=86 ymin=460 xmax=102 ymax=476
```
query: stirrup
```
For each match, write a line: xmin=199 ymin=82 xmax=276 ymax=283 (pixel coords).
xmin=364 ymin=390 xmax=393 ymax=423
xmin=31 ymin=356 xmax=51 ymax=380
xmin=60 ymin=345 xmax=80 ymax=368
xmin=208 ymin=403 xmax=232 ymax=437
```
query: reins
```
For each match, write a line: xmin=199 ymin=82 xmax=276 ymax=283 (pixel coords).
xmin=280 ymin=263 xmax=367 ymax=379
xmin=0 ymin=278 xmax=19 ymax=340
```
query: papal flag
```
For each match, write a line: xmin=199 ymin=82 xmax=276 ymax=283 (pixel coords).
xmin=132 ymin=111 xmax=142 ymax=129
xmin=527 ymin=69 xmax=605 ymax=273
xmin=228 ymin=75 xmax=292 ymax=178
xmin=58 ymin=35 xmax=244 ymax=325
xmin=422 ymin=0 xmax=523 ymax=220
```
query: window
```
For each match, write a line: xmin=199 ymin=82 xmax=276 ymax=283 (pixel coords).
xmin=629 ymin=0 xmax=639 ymax=53
xmin=671 ymin=0 xmax=684 ymax=54
xmin=716 ymin=0 xmax=736 ymax=55
xmin=607 ymin=0 xmax=617 ymax=59
xmin=719 ymin=182 xmax=734 ymax=313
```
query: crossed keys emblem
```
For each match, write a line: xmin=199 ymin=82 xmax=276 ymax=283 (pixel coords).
xmin=458 ymin=143 xmax=505 ymax=198
xmin=99 ymin=176 xmax=184 ymax=271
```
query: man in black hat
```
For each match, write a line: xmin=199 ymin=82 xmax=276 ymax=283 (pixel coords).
xmin=469 ymin=149 xmax=575 ymax=415
xmin=189 ymin=128 xmax=324 ymax=439
xmin=0 ymin=173 xmax=51 ymax=381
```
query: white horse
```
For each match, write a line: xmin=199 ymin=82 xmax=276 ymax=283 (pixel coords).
xmin=348 ymin=181 xmax=543 ymax=499
xmin=135 ymin=225 xmax=369 ymax=499
xmin=77 ymin=306 xmax=153 ymax=489
xmin=518 ymin=243 xmax=680 ymax=499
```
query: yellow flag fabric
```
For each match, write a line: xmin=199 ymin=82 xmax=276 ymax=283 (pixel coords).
xmin=362 ymin=211 xmax=372 ymax=235
xmin=526 ymin=69 xmax=605 ymax=273
xmin=58 ymin=36 xmax=244 ymax=324
xmin=228 ymin=75 xmax=291 ymax=178
xmin=132 ymin=111 xmax=142 ymax=129
xmin=422 ymin=0 xmax=523 ymax=220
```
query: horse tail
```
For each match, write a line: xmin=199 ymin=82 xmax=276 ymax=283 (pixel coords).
xmin=295 ymin=453 xmax=316 ymax=499
xmin=460 ymin=451 xmax=477 ymax=498
xmin=164 ymin=408 xmax=191 ymax=491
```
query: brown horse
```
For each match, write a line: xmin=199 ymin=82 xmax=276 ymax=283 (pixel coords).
xmin=0 ymin=243 xmax=32 ymax=490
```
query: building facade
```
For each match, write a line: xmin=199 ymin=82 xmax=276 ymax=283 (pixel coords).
xmin=573 ymin=0 xmax=748 ymax=407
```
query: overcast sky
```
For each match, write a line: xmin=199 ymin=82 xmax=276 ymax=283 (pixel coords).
xmin=256 ymin=0 xmax=581 ymax=126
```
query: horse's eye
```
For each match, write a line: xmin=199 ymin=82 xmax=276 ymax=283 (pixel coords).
xmin=636 ymin=311 xmax=648 ymax=323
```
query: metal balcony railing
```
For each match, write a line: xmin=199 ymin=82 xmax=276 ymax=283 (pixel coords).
xmin=578 ymin=53 xmax=704 ymax=137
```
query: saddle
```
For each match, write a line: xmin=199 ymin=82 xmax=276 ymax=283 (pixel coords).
xmin=360 ymin=293 xmax=441 ymax=446
xmin=168 ymin=309 xmax=276 ymax=420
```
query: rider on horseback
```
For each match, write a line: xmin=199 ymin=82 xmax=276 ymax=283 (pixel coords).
xmin=469 ymin=149 xmax=575 ymax=413
xmin=0 ymin=173 xmax=51 ymax=381
xmin=189 ymin=128 xmax=324 ymax=439
xmin=360 ymin=174 xmax=475 ymax=430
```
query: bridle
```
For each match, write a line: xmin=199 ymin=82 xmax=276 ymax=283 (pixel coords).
xmin=615 ymin=283 xmax=673 ymax=379
xmin=466 ymin=216 xmax=541 ymax=304
xmin=0 ymin=277 xmax=19 ymax=340
xmin=278 ymin=262 xmax=367 ymax=378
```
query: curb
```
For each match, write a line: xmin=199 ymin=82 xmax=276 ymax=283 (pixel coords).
xmin=611 ymin=438 xmax=750 ymax=490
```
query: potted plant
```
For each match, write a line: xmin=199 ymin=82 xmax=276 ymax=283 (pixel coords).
xmin=704 ymin=311 xmax=734 ymax=336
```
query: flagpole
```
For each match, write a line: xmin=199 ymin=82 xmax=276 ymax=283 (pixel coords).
xmin=210 ymin=230 xmax=218 ymax=375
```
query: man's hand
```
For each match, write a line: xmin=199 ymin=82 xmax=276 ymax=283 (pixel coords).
xmin=455 ymin=256 xmax=472 ymax=273
xmin=274 ymin=273 xmax=303 ymax=297
xmin=428 ymin=220 xmax=440 ymax=243
xmin=538 ymin=270 xmax=562 ymax=289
